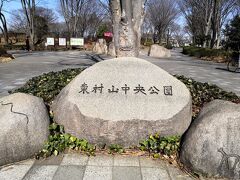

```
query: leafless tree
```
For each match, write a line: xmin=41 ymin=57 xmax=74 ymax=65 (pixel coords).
xmin=170 ymin=23 xmax=187 ymax=46
xmin=146 ymin=0 xmax=179 ymax=45
xmin=77 ymin=0 xmax=106 ymax=37
xmin=21 ymin=0 xmax=36 ymax=50
xmin=59 ymin=0 xmax=85 ymax=38
xmin=0 ymin=0 xmax=11 ymax=45
xmin=179 ymin=0 xmax=214 ymax=47
xmin=10 ymin=7 xmax=57 ymax=43
xmin=211 ymin=0 xmax=237 ymax=48
xmin=110 ymin=0 xmax=146 ymax=57
xmin=179 ymin=0 xmax=237 ymax=48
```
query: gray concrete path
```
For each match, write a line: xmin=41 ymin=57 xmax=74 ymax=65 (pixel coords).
xmin=0 ymin=49 xmax=239 ymax=98
xmin=140 ymin=49 xmax=240 ymax=96
xmin=0 ymin=51 xmax=97 ymax=97
xmin=0 ymin=153 xmax=194 ymax=180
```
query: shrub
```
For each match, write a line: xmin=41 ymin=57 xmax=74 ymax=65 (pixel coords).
xmin=3 ymin=44 xmax=25 ymax=50
xmin=182 ymin=46 xmax=231 ymax=60
xmin=0 ymin=47 xmax=7 ymax=55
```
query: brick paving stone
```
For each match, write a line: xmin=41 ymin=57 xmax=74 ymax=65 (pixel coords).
xmin=83 ymin=166 xmax=112 ymax=180
xmin=113 ymin=166 xmax=142 ymax=180
xmin=34 ymin=154 xmax=63 ymax=166
xmin=53 ymin=165 xmax=85 ymax=180
xmin=22 ymin=165 xmax=58 ymax=180
xmin=166 ymin=165 xmax=193 ymax=180
xmin=141 ymin=167 xmax=170 ymax=180
xmin=0 ymin=165 xmax=33 ymax=180
xmin=88 ymin=155 xmax=113 ymax=167
xmin=61 ymin=154 xmax=88 ymax=166
xmin=114 ymin=155 xmax=140 ymax=167
xmin=0 ymin=153 xmax=206 ymax=180
xmin=139 ymin=156 xmax=166 ymax=168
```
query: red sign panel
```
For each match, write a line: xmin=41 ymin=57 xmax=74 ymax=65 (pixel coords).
xmin=104 ymin=32 xmax=113 ymax=37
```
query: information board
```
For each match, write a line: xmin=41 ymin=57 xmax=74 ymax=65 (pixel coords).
xmin=46 ymin=38 xmax=54 ymax=46
xmin=70 ymin=38 xmax=84 ymax=46
xmin=59 ymin=38 xmax=66 ymax=46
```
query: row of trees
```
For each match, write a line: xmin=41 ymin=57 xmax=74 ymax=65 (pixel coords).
xmin=179 ymin=0 xmax=239 ymax=49
xmin=0 ymin=0 xmax=239 ymax=56
xmin=4 ymin=0 xmax=108 ymax=50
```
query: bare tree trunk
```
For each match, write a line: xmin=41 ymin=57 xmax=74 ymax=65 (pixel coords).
xmin=0 ymin=12 xmax=8 ymax=45
xmin=0 ymin=0 xmax=9 ymax=45
xmin=203 ymin=0 xmax=213 ymax=48
xmin=21 ymin=0 xmax=36 ymax=50
xmin=111 ymin=0 xmax=145 ymax=57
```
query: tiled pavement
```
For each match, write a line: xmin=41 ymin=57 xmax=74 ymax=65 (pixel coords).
xmin=0 ymin=153 xmax=194 ymax=180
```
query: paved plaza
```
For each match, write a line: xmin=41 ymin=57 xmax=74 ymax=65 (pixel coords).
xmin=0 ymin=153 xmax=195 ymax=180
xmin=0 ymin=49 xmax=239 ymax=98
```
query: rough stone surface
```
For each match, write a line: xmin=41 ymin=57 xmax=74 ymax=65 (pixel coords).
xmin=92 ymin=39 xmax=108 ymax=54
xmin=180 ymin=100 xmax=240 ymax=179
xmin=148 ymin=44 xmax=171 ymax=58
xmin=108 ymin=42 xmax=116 ymax=57
xmin=53 ymin=57 xmax=192 ymax=146
xmin=0 ymin=93 xmax=49 ymax=166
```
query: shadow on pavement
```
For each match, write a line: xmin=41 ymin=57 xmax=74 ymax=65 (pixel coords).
xmin=216 ymin=67 xmax=240 ymax=73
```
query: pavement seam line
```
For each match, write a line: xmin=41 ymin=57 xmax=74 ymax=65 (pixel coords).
xmin=82 ymin=155 xmax=89 ymax=179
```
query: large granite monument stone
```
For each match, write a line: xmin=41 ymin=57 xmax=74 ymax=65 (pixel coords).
xmin=53 ymin=57 xmax=192 ymax=146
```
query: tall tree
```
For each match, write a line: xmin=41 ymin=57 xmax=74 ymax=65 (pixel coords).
xmin=0 ymin=0 xmax=10 ymax=45
xmin=21 ymin=0 xmax=36 ymax=50
xmin=179 ymin=0 xmax=237 ymax=48
xmin=10 ymin=7 xmax=57 ymax=44
xmin=146 ymin=0 xmax=179 ymax=45
xmin=77 ymin=0 xmax=105 ymax=37
xmin=110 ymin=0 xmax=146 ymax=57
xmin=224 ymin=15 xmax=240 ymax=51
xmin=211 ymin=0 xmax=237 ymax=49
xmin=59 ymin=0 xmax=85 ymax=38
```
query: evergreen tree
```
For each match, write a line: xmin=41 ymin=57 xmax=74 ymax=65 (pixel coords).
xmin=225 ymin=15 xmax=240 ymax=51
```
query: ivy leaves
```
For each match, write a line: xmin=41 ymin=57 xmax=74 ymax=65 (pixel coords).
xmin=36 ymin=123 xmax=95 ymax=159
xmin=139 ymin=133 xmax=180 ymax=157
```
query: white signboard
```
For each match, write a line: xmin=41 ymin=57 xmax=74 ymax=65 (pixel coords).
xmin=59 ymin=38 xmax=66 ymax=46
xmin=46 ymin=38 xmax=54 ymax=46
xmin=70 ymin=38 xmax=84 ymax=46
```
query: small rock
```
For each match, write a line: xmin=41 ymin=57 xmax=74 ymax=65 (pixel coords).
xmin=0 ymin=93 xmax=50 ymax=166
xmin=108 ymin=42 xmax=116 ymax=57
xmin=180 ymin=100 xmax=240 ymax=179
xmin=148 ymin=44 xmax=171 ymax=58
xmin=93 ymin=39 xmax=108 ymax=54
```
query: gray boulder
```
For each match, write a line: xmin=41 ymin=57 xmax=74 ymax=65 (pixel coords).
xmin=93 ymin=39 xmax=108 ymax=54
xmin=0 ymin=93 xmax=49 ymax=166
xmin=108 ymin=42 xmax=116 ymax=57
xmin=53 ymin=57 xmax=192 ymax=146
xmin=148 ymin=44 xmax=171 ymax=58
xmin=180 ymin=100 xmax=240 ymax=179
